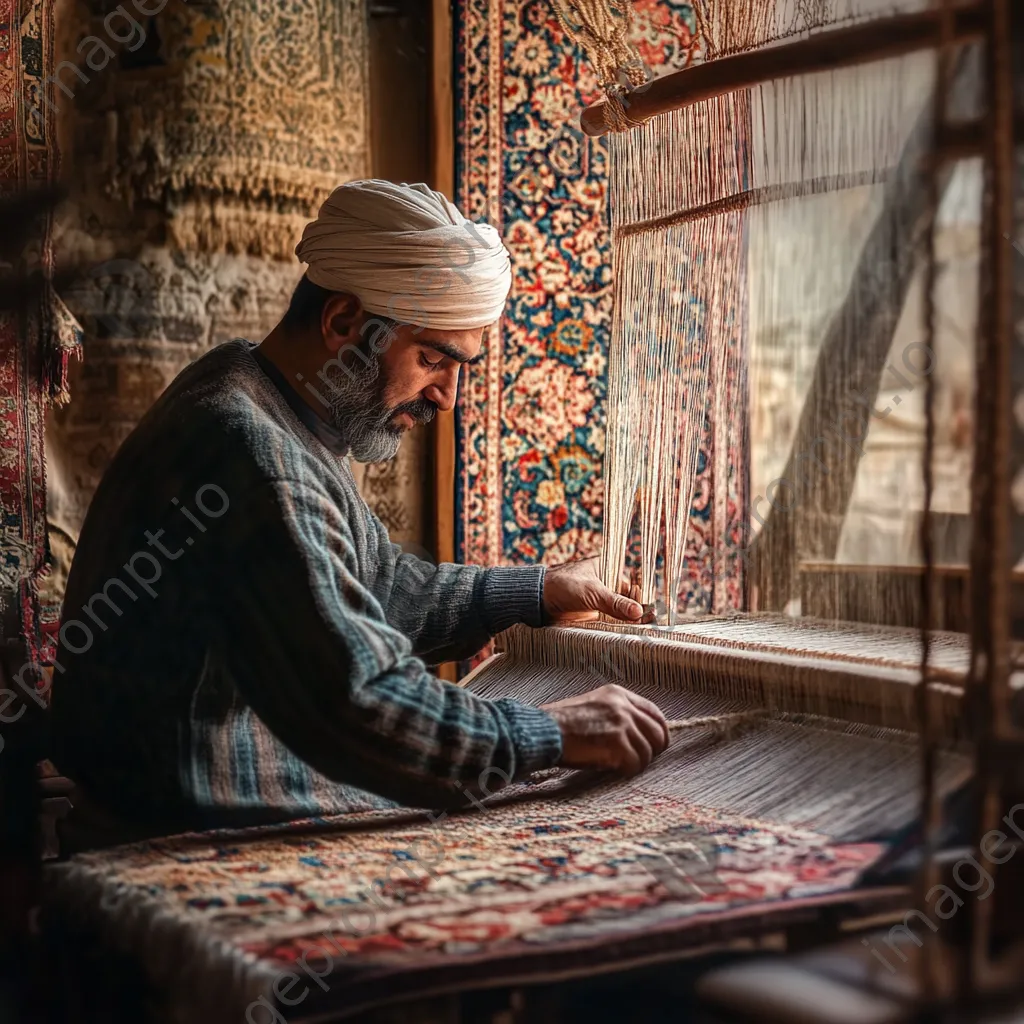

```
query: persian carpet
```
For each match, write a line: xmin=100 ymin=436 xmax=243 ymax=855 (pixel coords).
xmin=0 ymin=0 xmax=80 ymax=656
xmin=454 ymin=0 xmax=747 ymax=614
xmin=44 ymin=772 xmax=894 ymax=1021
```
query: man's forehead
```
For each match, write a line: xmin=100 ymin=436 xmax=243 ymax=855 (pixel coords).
xmin=409 ymin=325 xmax=485 ymax=363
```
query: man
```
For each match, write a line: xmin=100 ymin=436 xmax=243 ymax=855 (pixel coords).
xmin=51 ymin=180 xmax=668 ymax=838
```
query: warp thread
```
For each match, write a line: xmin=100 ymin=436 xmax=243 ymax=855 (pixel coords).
xmin=468 ymin=638 xmax=971 ymax=841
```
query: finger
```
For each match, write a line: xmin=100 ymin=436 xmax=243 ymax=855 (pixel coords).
xmin=621 ymin=687 xmax=669 ymax=725
xmin=551 ymin=608 xmax=600 ymax=624
xmin=591 ymin=584 xmax=643 ymax=621
xmin=624 ymin=725 xmax=653 ymax=772
xmin=630 ymin=704 xmax=670 ymax=755
xmin=622 ymin=691 xmax=671 ymax=749
xmin=614 ymin=737 xmax=643 ymax=777
xmin=616 ymin=569 xmax=640 ymax=603
xmin=632 ymin=566 xmax=646 ymax=608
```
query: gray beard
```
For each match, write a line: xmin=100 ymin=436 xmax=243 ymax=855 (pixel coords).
xmin=323 ymin=357 xmax=401 ymax=463
xmin=322 ymin=353 xmax=436 ymax=463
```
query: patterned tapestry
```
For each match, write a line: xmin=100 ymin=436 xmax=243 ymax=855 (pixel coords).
xmin=108 ymin=0 xmax=371 ymax=259
xmin=455 ymin=0 xmax=746 ymax=613
xmin=0 ymin=0 xmax=80 ymax=655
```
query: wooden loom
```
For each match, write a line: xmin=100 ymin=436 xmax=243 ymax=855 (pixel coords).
xmin=458 ymin=0 xmax=1024 ymax=1007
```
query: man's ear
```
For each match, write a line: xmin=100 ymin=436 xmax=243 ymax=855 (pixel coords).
xmin=321 ymin=292 xmax=363 ymax=353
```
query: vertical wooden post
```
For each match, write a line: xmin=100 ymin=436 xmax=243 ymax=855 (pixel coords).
xmin=965 ymin=0 xmax=1016 ymax=994
xmin=430 ymin=0 xmax=459 ymax=681
xmin=913 ymin=0 xmax=950 ymax=1002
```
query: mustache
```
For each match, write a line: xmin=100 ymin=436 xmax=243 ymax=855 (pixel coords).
xmin=387 ymin=398 xmax=437 ymax=427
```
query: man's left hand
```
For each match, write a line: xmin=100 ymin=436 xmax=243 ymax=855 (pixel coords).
xmin=542 ymin=557 xmax=645 ymax=624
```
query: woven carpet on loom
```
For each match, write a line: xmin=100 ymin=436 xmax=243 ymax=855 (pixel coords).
xmin=454 ymin=0 xmax=747 ymax=612
xmin=44 ymin=772 xmax=894 ymax=1021
xmin=0 ymin=0 xmax=80 ymax=656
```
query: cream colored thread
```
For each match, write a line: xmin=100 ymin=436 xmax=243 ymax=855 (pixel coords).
xmin=468 ymin=624 xmax=972 ymax=841
xmin=551 ymin=0 xmax=650 ymax=133
xmin=666 ymin=710 xmax=767 ymax=733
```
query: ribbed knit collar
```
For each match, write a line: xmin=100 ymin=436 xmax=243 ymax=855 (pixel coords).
xmin=249 ymin=341 xmax=349 ymax=456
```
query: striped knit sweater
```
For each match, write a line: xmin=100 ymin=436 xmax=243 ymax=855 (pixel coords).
xmin=51 ymin=339 xmax=562 ymax=830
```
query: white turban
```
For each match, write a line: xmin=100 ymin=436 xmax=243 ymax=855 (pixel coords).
xmin=295 ymin=179 xmax=512 ymax=331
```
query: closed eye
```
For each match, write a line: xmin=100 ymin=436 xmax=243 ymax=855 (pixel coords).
xmin=419 ymin=352 xmax=446 ymax=369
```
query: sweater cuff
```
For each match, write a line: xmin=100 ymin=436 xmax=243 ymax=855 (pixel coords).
xmin=481 ymin=565 xmax=546 ymax=633
xmin=494 ymin=698 xmax=563 ymax=776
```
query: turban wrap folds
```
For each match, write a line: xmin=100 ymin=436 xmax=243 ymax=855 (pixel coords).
xmin=295 ymin=179 xmax=512 ymax=331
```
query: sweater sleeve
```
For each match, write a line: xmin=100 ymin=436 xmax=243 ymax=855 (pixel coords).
xmin=215 ymin=477 xmax=562 ymax=808
xmin=378 ymin=536 xmax=548 ymax=664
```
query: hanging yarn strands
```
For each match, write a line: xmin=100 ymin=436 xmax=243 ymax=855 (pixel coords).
xmin=589 ymin=0 xmax=980 ymax=624
xmin=551 ymin=0 xmax=653 ymax=130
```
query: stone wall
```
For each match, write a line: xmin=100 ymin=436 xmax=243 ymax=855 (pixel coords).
xmin=47 ymin=247 xmax=301 ymax=536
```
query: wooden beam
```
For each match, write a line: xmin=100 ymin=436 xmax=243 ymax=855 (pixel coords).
xmin=963 ymin=0 xmax=1018 ymax=993
xmin=937 ymin=112 xmax=1024 ymax=159
xmin=1011 ymin=7 xmax=1024 ymax=573
xmin=429 ymin=0 xmax=455 ymax=202
xmin=430 ymin=0 xmax=458 ymax=682
xmin=619 ymin=170 xmax=889 ymax=238
xmin=580 ymin=3 xmax=987 ymax=137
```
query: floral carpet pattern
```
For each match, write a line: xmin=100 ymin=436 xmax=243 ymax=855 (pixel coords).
xmin=455 ymin=0 xmax=746 ymax=614
xmin=48 ymin=775 xmax=888 ymax=1017
xmin=0 ymin=0 xmax=80 ymax=656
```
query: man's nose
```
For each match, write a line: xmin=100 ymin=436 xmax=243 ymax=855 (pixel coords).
xmin=424 ymin=366 xmax=459 ymax=412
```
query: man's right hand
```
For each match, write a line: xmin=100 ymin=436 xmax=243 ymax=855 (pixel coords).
xmin=541 ymin=684 xmax=671 ymax=776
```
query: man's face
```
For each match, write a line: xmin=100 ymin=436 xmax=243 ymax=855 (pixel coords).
xmin=375 ymin=319 xmax=484 ymax=427
xmin=317 ymin=299 xmax=485 ymax=462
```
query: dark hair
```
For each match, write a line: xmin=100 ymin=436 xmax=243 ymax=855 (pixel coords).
xmin=282 ymin=276 xmax=400 ymax=350
xmin=282 ymin=275 xmax=335 ymax=331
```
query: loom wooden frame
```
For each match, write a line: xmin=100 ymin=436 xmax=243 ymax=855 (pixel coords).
xmin=962 ymin=0 xmax=1020 ymax=992
xmin=581 ymin=0 xmax=1023 ymax=994
xmin=579 ymin=2 xmax=987 ymax=137
xmin=431 ymin=0 xmax=458 ymax=683
xmin=487 ymin=620 xmax=971 ymax=740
